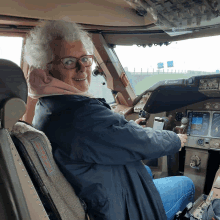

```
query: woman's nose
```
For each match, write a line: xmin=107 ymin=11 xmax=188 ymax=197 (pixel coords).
xmin=76 ymin=61 xmax=86 ymax=72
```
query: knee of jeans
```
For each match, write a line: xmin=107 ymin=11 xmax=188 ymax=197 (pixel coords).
xmin=182 ymin=176 xmax=195 ymax=196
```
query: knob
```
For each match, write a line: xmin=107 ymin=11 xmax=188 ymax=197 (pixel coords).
xmin=214 ymin=104 xmax=219 ymax=109
xmin=190 ymin=155 xmax=201 ymax=168
xmin=139 ymin=110 xmax=147 ymax=118
xmin=111 ymin=104 xmax=117 ymax=109
xmin=214 ymin=83 xmax=218 ymax=88
xmin=197 ymin=139 xmax=204 ymax=146
xmin=181 ymin=117 xmax=188 ymax=125
xmin=199 ymin=5 xmax=206 ymax=13
xmin=135 ymin=107 xmax=142 ymax=111
xmin=214 ymin=143 xmax=220 ymax=148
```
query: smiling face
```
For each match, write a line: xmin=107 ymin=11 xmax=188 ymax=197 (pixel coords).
xmin=49 ymin=40 xmax=92 ymax=93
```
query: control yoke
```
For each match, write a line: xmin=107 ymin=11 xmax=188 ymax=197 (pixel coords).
xmin=138 ymin=110 xmax=150 ymax=125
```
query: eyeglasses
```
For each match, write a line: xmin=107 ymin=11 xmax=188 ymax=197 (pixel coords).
xmin=48 ymin=55 xmax=94 ymax=70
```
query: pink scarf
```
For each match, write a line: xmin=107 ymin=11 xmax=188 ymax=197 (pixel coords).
xmin=27 ymin=69 xmax=94 ymax=99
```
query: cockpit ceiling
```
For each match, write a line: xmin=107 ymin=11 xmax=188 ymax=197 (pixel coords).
xmin=0 ymin=0 xmax=151 ymax=27
xmin=2 ymin=0 xmax=220 ymax=45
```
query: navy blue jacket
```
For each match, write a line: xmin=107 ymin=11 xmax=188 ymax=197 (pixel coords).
xmin=32 ymin=95 xmax=181 ymax=220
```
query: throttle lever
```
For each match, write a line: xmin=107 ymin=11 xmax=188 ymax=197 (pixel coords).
xmin=173 ymin=117 xmax=189 ymax=134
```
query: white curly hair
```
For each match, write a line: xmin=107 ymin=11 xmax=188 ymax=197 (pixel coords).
xmin=24 ymin=20 xmax=94 ymax=69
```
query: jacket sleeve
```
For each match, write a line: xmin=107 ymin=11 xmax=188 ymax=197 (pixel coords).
xmin=42 ymin=101 xmax=181 ymax=165
xmin=48 ymin=100 xmax=181 ymax=165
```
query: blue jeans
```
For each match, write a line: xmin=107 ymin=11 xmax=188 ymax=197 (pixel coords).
xmin=145 ymin=165 xmax=195 ymax=220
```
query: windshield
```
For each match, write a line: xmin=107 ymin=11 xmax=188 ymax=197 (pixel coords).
xmin=114 ymin=35 xmax=220 ymax=95
xmin=89 ymin=63 xmax=115 ymax=104
xmin=0 ymin=36 xmax=23 ymax=66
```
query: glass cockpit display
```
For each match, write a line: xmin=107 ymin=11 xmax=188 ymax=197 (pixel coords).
xmin=187 ymin=112 xmax=210 ymax=136
xmin=211 ymin=113 xmax=220 ymax=138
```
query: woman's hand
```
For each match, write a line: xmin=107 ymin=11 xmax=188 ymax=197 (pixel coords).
xmin=135 ymin=118 xmax=147 ymax=128
xmin=177 ymin=134 xmax=188 ymax=151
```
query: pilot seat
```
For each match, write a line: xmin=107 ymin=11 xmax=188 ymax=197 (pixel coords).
xmin=0 ymin=59 xmax=87 ymax=220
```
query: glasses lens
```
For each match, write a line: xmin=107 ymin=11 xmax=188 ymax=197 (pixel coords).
xmin=62 ymin=57 xmax=77 ymax=69
xmin=80 ymin=56 xmax=93 ymax=67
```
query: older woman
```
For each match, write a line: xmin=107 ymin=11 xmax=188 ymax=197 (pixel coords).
xmin=24 ymin=20 xmax=194 ymax=220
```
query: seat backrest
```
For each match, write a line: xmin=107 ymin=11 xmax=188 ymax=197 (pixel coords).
xmin=0 ymin=59 xmax=31 ymax=219
xmin=11 ymin=121 xmax=87 ymax=220
xmin=0 ymin=58 xmax=87 ymax=219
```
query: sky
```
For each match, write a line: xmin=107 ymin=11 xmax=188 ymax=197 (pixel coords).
xmin=114 ymin=35 xmax=220 ymax=73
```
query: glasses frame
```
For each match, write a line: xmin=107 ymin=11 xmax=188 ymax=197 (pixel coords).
xmin=48 ymin=55 xmax=94 ymax=70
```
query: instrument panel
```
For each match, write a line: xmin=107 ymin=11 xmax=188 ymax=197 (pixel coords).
xmin=168 ymin=100 xmax=220 ymax=150
xmin=185 ymin=110 xmax=220 ymax=150
xmin=187 ymin=111 xmax=220 ymax=138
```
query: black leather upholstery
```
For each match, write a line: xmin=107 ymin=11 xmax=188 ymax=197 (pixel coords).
xmin=0 ymin=59 xmax=27 ymax=109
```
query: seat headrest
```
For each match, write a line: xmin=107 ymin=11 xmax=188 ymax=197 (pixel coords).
xmin=0 ymin=59 xmax=27 ymax=109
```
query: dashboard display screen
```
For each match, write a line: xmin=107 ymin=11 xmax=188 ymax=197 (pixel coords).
xmin=192 ymin=117 xmax=203 ymax=125
xmin=187 ymin=112 xmax=210 ymax=136
xmin=211 ymin=113 xmax=220 ymax=137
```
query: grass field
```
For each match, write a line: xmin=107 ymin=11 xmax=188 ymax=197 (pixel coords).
xmin=134 ymin=74 xmax=195 ymax=95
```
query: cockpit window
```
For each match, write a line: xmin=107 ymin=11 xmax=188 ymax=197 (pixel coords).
xmin=89 ymin=63 xmax=115 ymax=104
xmin=114 ymin=35 xmax=220 ymax=95
xmin=0 ymin=36 xmax=23 ymax=66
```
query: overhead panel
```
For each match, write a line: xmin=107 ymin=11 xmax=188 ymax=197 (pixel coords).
xmin=124 ymin=0 xmax=220 ymax=36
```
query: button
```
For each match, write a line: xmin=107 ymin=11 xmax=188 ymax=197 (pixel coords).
xmin=214 ymin=143 xmax=220 ymax=148
xmin=197 ymin=139 xmax=204 ymax=146
xmin=204 ymin=138 xmax=210 ymax=144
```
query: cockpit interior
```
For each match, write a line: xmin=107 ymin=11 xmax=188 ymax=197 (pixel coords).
xmin=1 ymin=0 xmax=220 ymax=220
